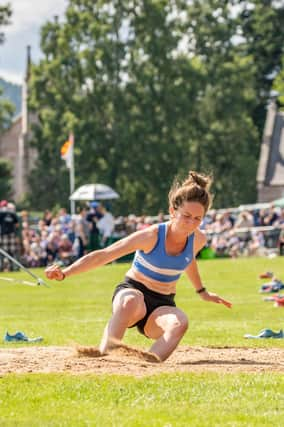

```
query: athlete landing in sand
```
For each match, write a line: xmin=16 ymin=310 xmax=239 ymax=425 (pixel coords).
xmin=46 ymin=171 xmax=232 ymax=362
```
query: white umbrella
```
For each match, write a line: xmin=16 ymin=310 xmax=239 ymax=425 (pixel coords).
xmin=69 ymin=184 xmax=120 ymax=201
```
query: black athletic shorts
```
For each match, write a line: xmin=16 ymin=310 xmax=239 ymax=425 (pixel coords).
xmin=112 ymin=276 xmax=176 ymax=336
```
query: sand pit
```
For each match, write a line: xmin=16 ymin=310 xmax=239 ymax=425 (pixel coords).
xmin=0 ymin=345 xmax=283 ymax=376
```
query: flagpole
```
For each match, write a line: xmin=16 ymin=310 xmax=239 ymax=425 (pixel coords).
xmin=61 ymin=133 xmax=76 ymax=215
xmin=70 ymin=134 xmax=75 ymax=215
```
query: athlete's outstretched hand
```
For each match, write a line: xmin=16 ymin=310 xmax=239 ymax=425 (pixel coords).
xmin=199 ymin=291 xmax=232 ymax=308
xmin=45 ymin=264 xmax=65 ymax=281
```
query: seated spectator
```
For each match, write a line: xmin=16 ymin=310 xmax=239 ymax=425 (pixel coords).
xmin=136 ymin=215 xmax=152 ymax=230
xmin=58 ymin=234 xmax=74 ymax=265
xmin=246 ymin=231 xmax=265 ymax=256
xmin=125 ymin=214 xmax=137 ymax=235
xmin=157 ymin=211 xmax=166 ymax=223
xmin=274 ymin=208 xmax=284 ymax=227
xmin=30 ymin=235 xmax=47 ymax=267
xmin=234 ymin=210 xmax=254 ymax=229
xmin=28 ymin=245 xmax=41 ymax=267
xmin=211 ymin=234 xmax=229 ymax=257
xmin=201 ymin=211 xmax=215 ymax=230
xmin=58 ymin=207 xmax=71 ymax=224
xmin=227 ymin=230 xmax=242 ymax=258
xmin=208 ymin=213 xmax=224 ymax=233
xmin=48 ymin=217 xmax=60 ymax=234
xmin=113 ymin=216 xmax=127 ymax=239
xmin=262 ymin=206 xmax=279 ymax=226
xmin=39 ymin=230 xmax=49 ymax=266
xmin=221 ymin=211 xmax=235 ymax=230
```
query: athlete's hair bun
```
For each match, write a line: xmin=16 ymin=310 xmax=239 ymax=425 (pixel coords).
xmin=183 ymin=171 xmax=212 ymax=190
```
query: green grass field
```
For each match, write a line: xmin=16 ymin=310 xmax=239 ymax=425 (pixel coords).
xmin=0 ymin=257 xmax=284 ymax=426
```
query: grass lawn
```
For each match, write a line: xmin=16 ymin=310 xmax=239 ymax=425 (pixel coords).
xmin=0 ymin=257 xmax=283 ymax=426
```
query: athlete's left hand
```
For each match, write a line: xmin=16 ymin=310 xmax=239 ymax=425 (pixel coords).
xmin=199 ymin=291 xmax=232 ymax=308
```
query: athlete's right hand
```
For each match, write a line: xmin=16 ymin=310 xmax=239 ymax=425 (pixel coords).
xmin=45 ymin=264 xmax=65 ymax=281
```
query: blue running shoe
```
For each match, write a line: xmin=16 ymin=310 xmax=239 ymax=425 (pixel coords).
xmin=4 ymin=331 xmax=43 ymax=343
xmin=4 ymin=331 xmax=28 ymax=342
xmin=244 ymin=329 xmax=284 ymax=339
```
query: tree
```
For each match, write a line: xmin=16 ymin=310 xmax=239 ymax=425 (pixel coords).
xmin=28 ymin=0 xmax=204 ymax=213
xmin=0 ymin=158 xmax=13 ymax=200
xmin=273 ymin=55 xmax=284 ymax=108
xmin=28 ymin=0 xmax=281 ymax=212
xmin=237 ymin=0 xmax=284 ymax=133
xmin=182 ymin=0 xmax=259 ymax=205
xmin=0 ymin=4 xmax=14 ymax=131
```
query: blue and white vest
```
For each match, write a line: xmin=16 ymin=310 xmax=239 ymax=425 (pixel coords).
xmin=132 ymin=222 xmax=194 ymax=283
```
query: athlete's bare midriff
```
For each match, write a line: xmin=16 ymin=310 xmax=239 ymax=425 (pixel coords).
xmin=126 ymin=267 xmax=178 ymax=295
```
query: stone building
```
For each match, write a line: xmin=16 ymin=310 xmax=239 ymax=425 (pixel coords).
xmin=257 ymin=101 xmax=284 ymax=202
xmin=0 ymin=46 xmax=37 ymax=202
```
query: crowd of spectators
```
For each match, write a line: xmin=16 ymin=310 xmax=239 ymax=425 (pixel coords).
xmin=200 ymin=206 xmax=284 ymax=258
xmin=0 ymin=199 xmax=283 ymax=271
xmin=0 ymin=201 xmax=116 ymax=271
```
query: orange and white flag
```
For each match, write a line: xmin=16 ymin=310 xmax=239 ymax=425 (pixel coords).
xmin=61 ymin=133 xmax=74 ymax=169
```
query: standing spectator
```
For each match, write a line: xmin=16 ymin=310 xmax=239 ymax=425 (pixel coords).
xmin=96 ymin=205 xmax=115 ymax=247
xmin=73 ymin=207 xmax=90 ymax=257
xmin=0 ymin=201 xmax=20 ymax=271
xmin=66 ymin=220 xmax=77 ymax=244
xmin=46 ymin=233 xmax=59 ymax=264
xmin=86 ymin=203 xmax=101 ymax=251
xmin=278 ymin=227 xmax=284 ymax=256
xmin=43 ymin=209 xmax=53 ymax=226
xmin=58 ymin=208 xmax=72 ymax=232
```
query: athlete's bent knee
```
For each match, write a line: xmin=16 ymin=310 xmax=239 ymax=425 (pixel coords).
xmin=120 ymin=294 xmax=145 ymax=318
xmin=169 ymin=315 xmax=189 ymax=336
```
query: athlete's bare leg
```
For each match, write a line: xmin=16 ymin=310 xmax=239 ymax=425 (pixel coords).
xmin=144 ymin=306 xmax=189 ymax=361
xmin=99 ymin=289 xmax=146 ymax=354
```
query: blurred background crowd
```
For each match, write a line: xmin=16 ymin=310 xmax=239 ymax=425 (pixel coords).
xmin=0 ymin=199 xmax=283 ymax=271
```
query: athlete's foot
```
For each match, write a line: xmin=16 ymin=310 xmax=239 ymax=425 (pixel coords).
xmin=141 ymin=350 xmax=161 ymax=363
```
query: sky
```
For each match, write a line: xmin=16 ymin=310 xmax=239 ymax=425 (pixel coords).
xmin=0 ymin=0 xmax=68 ymax=84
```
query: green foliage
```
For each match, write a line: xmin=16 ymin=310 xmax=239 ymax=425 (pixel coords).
xmin=0 ymin=4 xmax=14 ymax=130
xmin=0 ymin=77 xmax=21 ymax=117
xmin=27 ymin=0 xmax=284 ymax=212
xmin=274 ymin=55 xmax=284 ymax=108
xmin=238 ymin=0 xmax=284 ymax=132
xmin=0 ymin=3 xmax=11 ymax=45
xmin=0 ymin=95 xmax=14 ymax=130
xmin=0 ymin=157 xmax=13 ymax=199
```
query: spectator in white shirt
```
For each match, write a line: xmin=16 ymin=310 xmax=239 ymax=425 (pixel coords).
xmin=96 ymin=205 xmax=115 ymax=247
